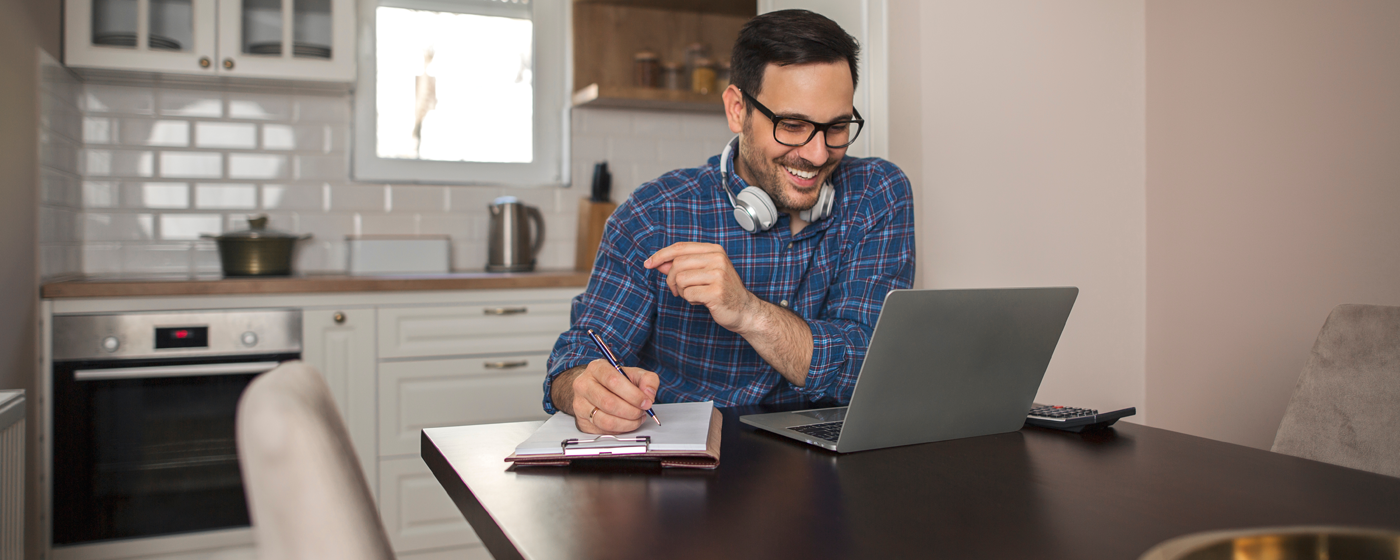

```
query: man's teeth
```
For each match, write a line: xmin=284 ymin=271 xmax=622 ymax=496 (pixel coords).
xmin=785 ymin=166 xmax=816 ymax=179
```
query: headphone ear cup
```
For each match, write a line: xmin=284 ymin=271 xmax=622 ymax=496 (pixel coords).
xmin=798 ymin=182 xmax=836 ymax=223
xmin=733 ymin=186 xmax=778 ymax=233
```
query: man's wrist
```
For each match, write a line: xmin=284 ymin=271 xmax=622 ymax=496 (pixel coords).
xmin=549 ymin=365 xmax=586 ymax=416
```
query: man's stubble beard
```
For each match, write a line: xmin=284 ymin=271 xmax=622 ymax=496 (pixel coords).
xmin=737 ymin=120 xmax=835 ymax=213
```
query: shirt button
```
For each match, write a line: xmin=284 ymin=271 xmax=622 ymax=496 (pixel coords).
xmin=786 ymin=242 xmax=793 ymax=249
xmin=780 ymin=300 xmax=789 ymax=307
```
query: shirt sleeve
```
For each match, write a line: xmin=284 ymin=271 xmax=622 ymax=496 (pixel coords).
xmin=789 ymin=162 xmax=917 ymax=404
xmin=542 ymin=199 xmax=659 ymax=414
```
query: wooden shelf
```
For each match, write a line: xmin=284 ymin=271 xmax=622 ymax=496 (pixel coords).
xmin=572 ymin=83 xmax=724 ymax=113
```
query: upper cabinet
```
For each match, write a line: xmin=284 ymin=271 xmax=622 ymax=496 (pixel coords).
xmin=65 ymin=0 xmax=356 ymax=84
xmin=571 ymin=0 xmax=754 ymax=112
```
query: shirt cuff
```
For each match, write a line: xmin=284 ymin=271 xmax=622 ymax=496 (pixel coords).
xmin=790 ymin=321 xmax=850 ymax=401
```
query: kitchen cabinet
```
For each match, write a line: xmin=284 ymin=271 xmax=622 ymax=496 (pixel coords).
xmin=571 ymin=0 xmax=753 ymax=112
xmin=301 ymin=306 xmax=378 ymax=495
xmin=64 ymin=0 xmax=355 ymax=84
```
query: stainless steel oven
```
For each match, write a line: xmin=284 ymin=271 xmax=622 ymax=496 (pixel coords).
xmin=50 ymin=309 xmax=301 ymax=549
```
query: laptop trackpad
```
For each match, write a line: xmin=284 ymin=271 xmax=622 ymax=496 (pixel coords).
xmin=795 ymin=407 xmax=848 ymax=422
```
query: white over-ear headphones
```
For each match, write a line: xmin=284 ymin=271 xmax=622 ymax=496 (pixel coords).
xmin=719 ymin=136 xmax=835 ymax=233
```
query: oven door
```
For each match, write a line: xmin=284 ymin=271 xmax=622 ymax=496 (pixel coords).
xmin=51 ymin=353 xmax=298 ymax=546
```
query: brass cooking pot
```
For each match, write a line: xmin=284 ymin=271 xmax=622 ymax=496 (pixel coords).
xmin=201 ymin=215 xmax=311 ymax=277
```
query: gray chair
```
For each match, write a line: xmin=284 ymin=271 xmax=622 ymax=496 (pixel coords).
xmin=236 ymin=361 xmax=395 ymax=560
xmin=1272 ymin=304 xmax=1400 ymax=478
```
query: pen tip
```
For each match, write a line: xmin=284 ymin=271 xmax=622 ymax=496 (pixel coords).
xmin=653 ymin=416 xmax=662 ymax=426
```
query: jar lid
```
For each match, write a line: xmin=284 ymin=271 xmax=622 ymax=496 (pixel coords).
xmin=634 ymin=51 xmax=659 ymax=61
xmin=661 ymin=61 xmax=683 ymax=70
xmin=694 ymin=57 xmax=714 ymax=67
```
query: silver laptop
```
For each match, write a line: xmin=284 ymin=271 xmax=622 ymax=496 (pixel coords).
xmin=740 ymin=287 xmax=1078 ymax=453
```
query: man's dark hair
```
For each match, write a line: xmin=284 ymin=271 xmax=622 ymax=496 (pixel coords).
xmin=730 ymin=9 xmax=860 ymax=107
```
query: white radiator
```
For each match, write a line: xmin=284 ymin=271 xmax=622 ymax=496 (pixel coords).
xmin=0 ymin=391 xmax=24 ymax=560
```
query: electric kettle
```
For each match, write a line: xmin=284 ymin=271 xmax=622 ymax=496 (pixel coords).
xmin=487 ymin=196 xmax=545 ymax=272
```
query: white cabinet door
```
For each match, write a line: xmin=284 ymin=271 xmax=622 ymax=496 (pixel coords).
xmin=378 ymin=354 xmax=551 ymax=457
xmin=302 ymin=306 xmax=378 ymax=495
xmin=65 ymin=0 xmax=220 ymax=76
xmin=216 ymin=0 xmax=356 ymax=82
xmin=378 ymin=302 xmax=573 ymax=360
xmin=378 ymin=456 xmax=484 ymax=555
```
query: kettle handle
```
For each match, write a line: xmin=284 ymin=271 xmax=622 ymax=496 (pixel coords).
xmin=525 ymin=204 xmax=546 ymax=262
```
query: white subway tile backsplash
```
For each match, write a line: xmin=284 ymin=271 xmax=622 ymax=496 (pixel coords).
xmin=293 ymin=95 xmax=349 ymax=122
xmin=122 ymin=243 xmax=193 ymax=273
xmin=84 ymin=84 xmax=155 ymax=115
xmin=329 ymin=185 xmax=386 ymax=212
xmin=360 ymin=213 xmax=419 ymax=235
xmin=65 ymin=85 xmax=717 ymax=275
xmin=84 ymin=117 xmax=113 ymax=144
xmin=86 ymin=149 xmax=155 ymax=177
xmin=120 ymin=119 xmax=190 ymax=147
xmin=196 ymin=183 xmax=257 ymax=209
xmin=129 ymin=182 xmax=190 ymax=209
xmin=83 ymin=243 xmax=124 ymax=274
xmin=158 ymin=89 xmax=224 ymax=118
xmin=294 ymin=213 xmax=355 ymax=240
xmin=84 ymin=213 xmax=155 ymax=241
xmin=389 ymin=186 xmax=446 ymax=212
xmin=262 ymin=124 xmax=327 ymax=151
xmin=228 ymin=153 xmax=288 ymax=179
xmin=228 ymin=93 xmax=291 ymax=120
xmin=294 ymin=154 xmax=345 ymax=180
xmin=262 ymin=184 xmax=324 ymax=211
xmin=160 ymin=213 xmax=223 ymax=240
xmin=83 ymin=181 xmax=119 ymax=208
xmin=196 ymin=122 xmax=258 ymax=149
xmin=160 ymin=151 xmax=223 ymax=178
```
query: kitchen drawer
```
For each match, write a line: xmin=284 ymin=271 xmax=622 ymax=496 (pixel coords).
xmin=379 ymin=456 xmax=481 ymax=554
xmin=379 ymin=355 xmax=551 ymax=457
xmin=378 ymin=301 xmax=572 ymax=359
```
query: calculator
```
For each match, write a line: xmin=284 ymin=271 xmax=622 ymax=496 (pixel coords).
xmin=1025 ymin=403 xmax=1136 ymax=432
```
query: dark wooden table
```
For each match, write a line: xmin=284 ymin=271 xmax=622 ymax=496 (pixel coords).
xmin=422 ymin=406 xmax=1400 ymax=560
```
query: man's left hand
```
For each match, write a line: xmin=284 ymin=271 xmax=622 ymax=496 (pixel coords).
xmin=645 ymin=242 xmax=756 ymax=333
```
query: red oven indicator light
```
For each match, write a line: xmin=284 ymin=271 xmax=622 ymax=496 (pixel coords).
xmin=174 ymin=329 xmax=190 ymax=339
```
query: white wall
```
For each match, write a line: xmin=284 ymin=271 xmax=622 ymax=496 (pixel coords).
xmin=1145 ymin=0 xmax=1400 ymax=449
xmin=908 ymin=1 xmax=1148 ymax=415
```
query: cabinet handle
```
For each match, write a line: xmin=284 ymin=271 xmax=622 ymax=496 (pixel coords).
xmin=483 ymin=306 xmax=528 ymax=316
xmin=484 ymin=360 xmax=529 ymax=370
xmin=333 ymin=311 xmax=346 ymax=324
xmin=222 ymin=58 xmax=235 ymax=70
xmin=199 ymin=56 xmax=211 ymax=68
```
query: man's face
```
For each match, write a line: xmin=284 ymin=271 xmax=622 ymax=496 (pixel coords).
xmin=724 ymin=61 xmax=855 ymax=213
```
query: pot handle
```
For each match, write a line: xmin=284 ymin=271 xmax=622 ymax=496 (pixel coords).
xmin=525 ymin=204 xmax=546 ymax=262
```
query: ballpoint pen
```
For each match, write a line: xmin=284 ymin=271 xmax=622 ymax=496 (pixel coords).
xmin=586 ymin=329 xmax=661 ymax=425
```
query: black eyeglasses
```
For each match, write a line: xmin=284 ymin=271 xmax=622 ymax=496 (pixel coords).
xmin=740 ymin=89 xmax=865 ymax=149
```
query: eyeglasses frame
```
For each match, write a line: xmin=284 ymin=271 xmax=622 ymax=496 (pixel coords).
xmin=739 ymin=89 xmax=865 ymax=149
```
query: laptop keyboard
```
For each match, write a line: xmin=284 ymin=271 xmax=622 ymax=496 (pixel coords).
xmin=789 ymin=421 xmax=844 ymax=442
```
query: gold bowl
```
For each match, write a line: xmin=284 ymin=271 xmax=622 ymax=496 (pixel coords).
xmin=1140 ymin=527 xmax=1400 ymax=560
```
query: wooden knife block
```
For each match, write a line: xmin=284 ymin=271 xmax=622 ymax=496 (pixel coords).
xmin=574 ymin=198 xmax=618 ymax=271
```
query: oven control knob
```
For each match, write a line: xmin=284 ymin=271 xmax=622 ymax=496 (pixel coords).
xmin=101 ymin=336 xmax=120 ymax=353
xmin=241 ymin=332 xmax=259 ymax=347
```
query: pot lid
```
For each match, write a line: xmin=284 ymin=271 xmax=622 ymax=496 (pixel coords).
xmin=202 ymin=215 xmax=311 ymax=240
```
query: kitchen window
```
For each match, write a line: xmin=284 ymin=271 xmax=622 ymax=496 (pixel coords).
xmin=353 ymin=0 xmax=568 ymax=186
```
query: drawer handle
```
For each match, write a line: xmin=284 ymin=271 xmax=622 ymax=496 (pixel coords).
xmin=484 ymin=360 xmax=529 ymax=370
xmin=483 ymin=306 xmax=529 ymax=316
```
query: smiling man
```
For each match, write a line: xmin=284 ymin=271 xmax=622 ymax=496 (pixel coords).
xmin=544 ymin=9 xmax=916 ymax=434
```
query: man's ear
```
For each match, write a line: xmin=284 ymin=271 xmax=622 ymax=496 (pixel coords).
xmin=722 ymin=85 xmax=745 ymax=134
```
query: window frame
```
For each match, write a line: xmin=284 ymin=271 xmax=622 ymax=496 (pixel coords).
xmin=352 ymin=0 xmax=570 ymax=186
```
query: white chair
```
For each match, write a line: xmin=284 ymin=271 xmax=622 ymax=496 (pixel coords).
xmin=236 ymin=361 xmax=395 ymax=560
xmin=1272 ymin=304 xmax=1400 ymax=478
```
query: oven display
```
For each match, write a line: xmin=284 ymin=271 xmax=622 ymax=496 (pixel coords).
xmin=155 ymin=326 xmax=209 ymax=349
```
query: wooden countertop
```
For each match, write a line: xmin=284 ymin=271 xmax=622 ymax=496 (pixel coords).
xmin=41 ymin=270 xmax=591 ymax=299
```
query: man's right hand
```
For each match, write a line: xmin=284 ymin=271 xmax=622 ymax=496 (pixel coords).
xmin=551 ymin=359 xmax=660 ymax=435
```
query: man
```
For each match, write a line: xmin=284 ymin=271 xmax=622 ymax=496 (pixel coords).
xmin=544 ymin=9 xmax=915 ymax=434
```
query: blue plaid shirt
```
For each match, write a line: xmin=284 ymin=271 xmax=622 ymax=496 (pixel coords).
xmin=543 ymin=150 xmax=915 ymax=413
